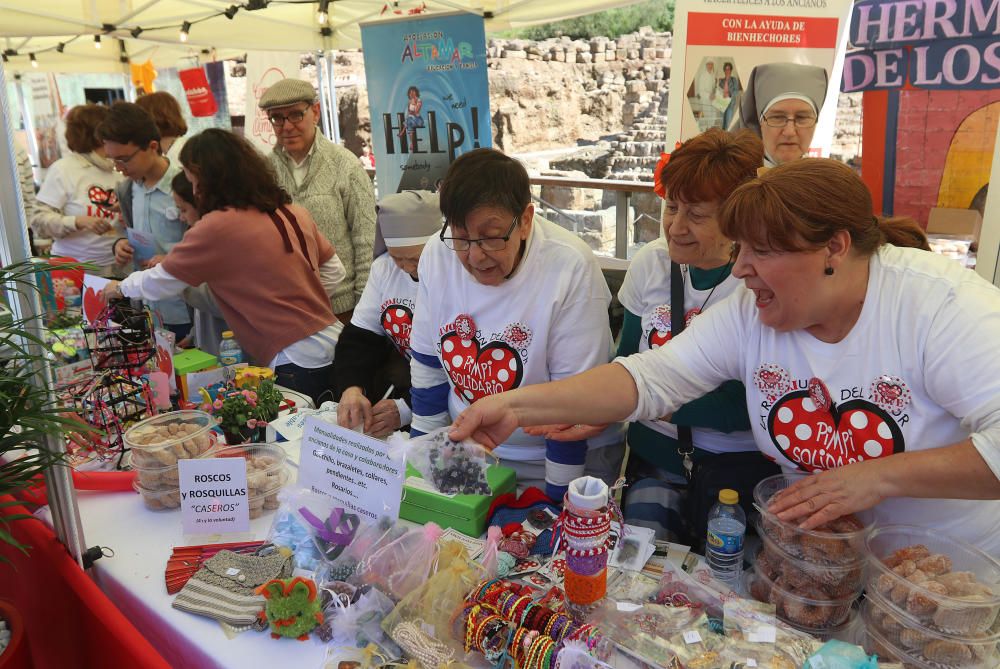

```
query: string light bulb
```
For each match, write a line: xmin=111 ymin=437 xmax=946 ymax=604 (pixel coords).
xmin=130 ymin=26 xmax=144 ymax=38
xmin=180 ymin=21 xmax=191 ymax=42
xmin=317 ymin=0 xmax=330 ymax=25
xmin=30 ymin=53 xmax=38 ymax=68
xmin=94 ymin=34 xmax=102 ymax=49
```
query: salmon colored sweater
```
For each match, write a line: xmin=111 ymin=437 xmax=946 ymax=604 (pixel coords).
xmin=162 ymin=204 xmax=336 ymax=365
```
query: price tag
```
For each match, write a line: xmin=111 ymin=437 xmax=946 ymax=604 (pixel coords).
xmin=748 ymin=624 xmax=777 ymax=643
xmin=225 ymin=567 xmax=241 ymax=576
xmin=747 ymin=660 xmax=758 ymax=668
xmin=683 ymin=630 xmax=702 ymax=645
xmin=616 ymin=602 xmax=643 ymax=612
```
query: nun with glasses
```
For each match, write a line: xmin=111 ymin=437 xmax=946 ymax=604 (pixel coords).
xmin=334 ymin=190 xmax=440 ymax=437
xmin=734 ymin=62 xmax=829 ymax=167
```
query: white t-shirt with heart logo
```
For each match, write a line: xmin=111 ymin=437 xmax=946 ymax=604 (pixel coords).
xmin=36 ymin=152 xmax=123 ymax=266
xmin=352 ymin=253 xmax=417 ymax=358
xmin=617 ymin=244 xmax=1000 ymax=552
xmin=411 ymin=217 xmax=618 ymax=462
xmin=618 ymin=237 xmax=756 ymax=453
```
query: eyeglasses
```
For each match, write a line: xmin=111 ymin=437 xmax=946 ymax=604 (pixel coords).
xmin=268 ymin=107 xmax=309 ymax=127
xmin=440 ymin=216 xmax=520 ymax=252
xmin=761 ymin=114 xmax=817 ymax=128
xmin=111 ymin=146 xmax=144 ymax=165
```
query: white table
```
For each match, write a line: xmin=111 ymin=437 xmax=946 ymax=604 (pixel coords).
xmin=80 ymin=429 xmax=327 ymax=669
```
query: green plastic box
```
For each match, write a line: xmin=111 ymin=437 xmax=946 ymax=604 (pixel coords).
xmin=399 ymin=463 xmax=516 ymax=537
xmin=173 ymin=348 xmax=218 ymax=376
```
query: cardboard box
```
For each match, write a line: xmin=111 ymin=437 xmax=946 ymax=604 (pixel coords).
xmin=399 ymin=463 xmax=517 ymax=537
xmin=927 ymin=207 xmax=982 ymax=241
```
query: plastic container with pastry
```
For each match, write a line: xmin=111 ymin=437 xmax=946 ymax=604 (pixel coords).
xmin=866 ymin=525 xmax=1000 ymax=636
xmin=863 ymin=593 xmax=1000 ymax=668
xmin=744 ymin=561 xmax=857 ymax=631
xmin=754 ymin=517 xmax=866 ymax=600
xmin=124 ymin=410 xmax=218 ymax=468
xmin=754 ymin=474 xmax=871 ymax=566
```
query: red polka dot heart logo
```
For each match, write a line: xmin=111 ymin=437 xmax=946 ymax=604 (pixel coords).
xmin=87 ymin=184 xmax=118 ymax=216
xmin=647 ymin=305 xmax=672 ymax=349
xmin=439 ymin=320 xmax=529 ymax=403
xmin=767 ymin=376 xmax=904 ymax=472
xmin=380 ymin=303 xmax=413 ymax=358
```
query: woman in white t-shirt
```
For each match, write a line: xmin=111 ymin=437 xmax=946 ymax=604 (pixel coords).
xmin=334 ymin=190 xmax=440 ymax=436
xmin=450 ymin=158 xmax=1000 ymax=554
xmin=31 ymin=104 xmax=123 ymax=275
xmin=409 ymin=148 xmax=623 ymax=500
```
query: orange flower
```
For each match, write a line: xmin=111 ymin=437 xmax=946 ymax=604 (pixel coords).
xmin=653 ymin=141 xmax=683 ymax=200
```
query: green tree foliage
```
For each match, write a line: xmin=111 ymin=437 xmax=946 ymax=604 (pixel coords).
xmin=501 ymin=0 xmax=675 ymax=40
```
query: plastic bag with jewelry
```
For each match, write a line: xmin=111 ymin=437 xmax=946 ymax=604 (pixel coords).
xmin=319 ymin=585 xmax=403 ymax=657
xmin=380 ymin=541 xmax=487 ymax=657
xmin=587 ymin=599 xmax=705 ymax=667
xmin=394 ymin=428 xmax=494 ymax=496
xmin=721 ymin=598 xmax=778 ymax=668
xmin=267 ymin=488 xmax=336 ymax=572
xmin=605 ymin=570 xmax=662 ymax=606
xmin=322 ymin=516 xmax=404 ymax=584
xmin=321 ymin=643 xmax=411 ymax=669
xmin=351 ymin=522 xmax=443 ymax=600
xmin=653 ymin=555 xmax=739 ymax=619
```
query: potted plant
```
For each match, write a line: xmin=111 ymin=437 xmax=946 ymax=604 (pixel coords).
xmin=202 ymin=378 xmax=283 ymax=445
xmin=1 ymin=259 xmax=82 ymax=665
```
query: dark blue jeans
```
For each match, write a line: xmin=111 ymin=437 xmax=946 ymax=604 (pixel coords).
xmin=275 ymin=362 xmax=335 ymax=407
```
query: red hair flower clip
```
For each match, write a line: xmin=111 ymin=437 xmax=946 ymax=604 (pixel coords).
xmin=653 ymin=141 xmax=683 ymax=200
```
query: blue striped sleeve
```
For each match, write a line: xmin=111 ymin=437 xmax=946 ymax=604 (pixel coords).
xmin=544 ymin=438 xmax=587 ymax=501
xmin=410 ymin=351 xmax=451 ymax=436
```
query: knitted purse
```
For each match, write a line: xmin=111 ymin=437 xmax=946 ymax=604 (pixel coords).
xmin=172 ymin=547 xmax=293 ymax=630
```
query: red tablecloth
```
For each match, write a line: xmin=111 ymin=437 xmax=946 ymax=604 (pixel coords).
xmin=0 ymin=496 xmax=169 ymax=669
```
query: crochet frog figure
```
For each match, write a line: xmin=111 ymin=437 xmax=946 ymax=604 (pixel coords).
xmin=256 ymin=576 xmax=324 ymax=640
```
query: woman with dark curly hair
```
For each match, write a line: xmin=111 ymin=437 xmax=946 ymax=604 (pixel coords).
xmin=105 ymin=129 xmax=347 ymax=403
xmin=31 ymin=103 xmax=124 ymax=275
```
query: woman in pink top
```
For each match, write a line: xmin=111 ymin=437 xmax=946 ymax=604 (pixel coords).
xmin=105 ymin=129 xmax=346 ymax=403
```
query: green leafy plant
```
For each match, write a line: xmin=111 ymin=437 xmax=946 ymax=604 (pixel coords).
xmin=500 ymin=0 xmax=674 ymax=40
xmin=201 ymin=378 xmax=282 ymax=442
xmin=1 ymin=260 xmax=79 ymax=561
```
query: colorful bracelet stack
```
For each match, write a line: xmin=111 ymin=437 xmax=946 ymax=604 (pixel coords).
xmin=463 ymin=579 xmax=605 ymax=668
xmin=558 ymin=477 xmax=613 ymax=606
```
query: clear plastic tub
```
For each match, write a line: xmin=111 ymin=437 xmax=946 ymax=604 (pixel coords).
xmin=866 ymin=525 xmax=1000 ymax=636
xmin=744 ymin=562 xmax=857 ymax=630
xmin=863 ymin=595 xmax=1000 ymax=669
xmin=132 ymin=480 xmax=181 ymax=511
xmin=754 ymin=474 xmax=871 ymax=566
xmin=754 ymin=518 xmax=866 ymax=599
xmin=125 ymin=410 xmax=218 ymax=468
xmin=210 ymin=444 xmax=289 ymax=513
xmin=133 ymin=466 xmax=289 ymax=516
xmin=124 ymin=444 xmax=220 ymax=491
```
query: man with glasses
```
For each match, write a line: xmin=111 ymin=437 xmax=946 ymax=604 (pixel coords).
xmin=259 ymin=78 xmax=376 ymax=323
xmin=408 ymin=148 xmax=625 ymax=501
xmin=98 ymin=102 xmax=191 ymax=340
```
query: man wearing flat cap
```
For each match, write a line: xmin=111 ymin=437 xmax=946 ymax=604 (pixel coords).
xmin=260 ymin=77 xmax=376 ymax=322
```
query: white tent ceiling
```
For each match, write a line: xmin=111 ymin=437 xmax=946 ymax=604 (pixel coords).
xmin=1 ymin=0 xmax=648 ymax=73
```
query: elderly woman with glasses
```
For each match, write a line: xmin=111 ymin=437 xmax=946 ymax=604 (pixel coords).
xmin=736 ymin=62 xmax=828 ymax=166
xmin=408 ymin=148 xmax=624 ymax=500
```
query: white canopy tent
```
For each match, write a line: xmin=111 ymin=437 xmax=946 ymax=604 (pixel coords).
xmin=2 ymin=0 xmax=649 ymax=73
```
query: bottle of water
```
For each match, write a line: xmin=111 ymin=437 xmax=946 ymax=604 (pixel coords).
xmin=706 ymin=488 xmax=746 ymax=587
xmin=218 ymin=331 xmax=243 ymax=367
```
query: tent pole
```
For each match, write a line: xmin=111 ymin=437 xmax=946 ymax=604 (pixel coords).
xmin=12 ymin=74 xmax=39 ymax=169
xmin=0 ymin=65 xmax=88 ymax=569
xmin=325 ymin=50 xmax=340 ymax=145
xmin=316 ymin=50 xmax=333 ymax=140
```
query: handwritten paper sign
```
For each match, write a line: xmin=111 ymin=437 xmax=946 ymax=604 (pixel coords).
xmin=178 ymin=457 xmax=250 ymax=534
xmin=298 ymin=417 xmax=405 ymax=522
